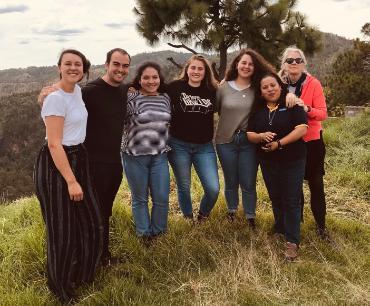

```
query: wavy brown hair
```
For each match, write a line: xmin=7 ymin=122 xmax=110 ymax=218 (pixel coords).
xmin=131 ymin=61 xmax=167 ymax=93
xmin=224 ymin=48 xmax=275 ymax=89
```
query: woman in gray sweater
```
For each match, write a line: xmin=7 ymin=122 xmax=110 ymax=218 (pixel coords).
xmin=215 ymin=49 xmax=276 ymax=228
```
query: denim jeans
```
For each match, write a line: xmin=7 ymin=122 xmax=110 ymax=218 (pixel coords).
xmin=260 ymin=158 xmax=306 ymax=245
xmin=216 ymin=133 xmax=258 ymax=218
xmin=122 ymin=152 xmax=170 ymax=236
xmin=168 ymin=137 xmax=219 ymax=217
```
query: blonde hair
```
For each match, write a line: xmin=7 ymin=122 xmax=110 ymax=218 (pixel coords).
xmin=279 ymin=46 xmax=308 ymax=82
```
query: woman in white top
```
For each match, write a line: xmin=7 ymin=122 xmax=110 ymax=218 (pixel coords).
xmin=34 ymin=49 xmax=103 ymax=303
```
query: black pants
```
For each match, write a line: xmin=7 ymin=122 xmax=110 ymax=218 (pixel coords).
xmin=89 ymin=162 xmax=123 ymax=259
xmin=302 ymin=132 xmax=327 ymax=230
xmin=35 ymin=144 xmax=103 ymax=303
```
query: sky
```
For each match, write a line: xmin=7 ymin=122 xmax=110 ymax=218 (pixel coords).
xmin=0 ymin=0 xmax=369 ymax=70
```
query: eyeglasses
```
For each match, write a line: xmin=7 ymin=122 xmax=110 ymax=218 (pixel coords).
xmin=285 ymin=58 xmax=304 ymax=64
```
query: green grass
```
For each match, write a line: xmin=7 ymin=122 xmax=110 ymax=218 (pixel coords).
xmin=0 ymin=114 xmax=369 ymax=305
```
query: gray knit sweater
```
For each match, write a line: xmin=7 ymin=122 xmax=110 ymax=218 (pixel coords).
xmin=215 ymin=82 xmax=255 ymax=144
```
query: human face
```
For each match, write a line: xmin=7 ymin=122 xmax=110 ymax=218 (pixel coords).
xmin=58 ymin=53 xmax=84 ymax=84
xmin=104 ymin=51 xmax=130 ymax=86
xmin=237 ymin=54 xmax=254 ymax=80
xmin=260 ymin=76 xmax=282 ymax=103
xmin=285 ymin=51 xmax=305 ymax=78
xmin=187 ymin=59 xmax=205 ymax=87
xmin=140 ymin=67 xmax=160 ymax=95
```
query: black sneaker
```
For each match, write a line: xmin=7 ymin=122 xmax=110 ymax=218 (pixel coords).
xmin=197 ymin=211 xmax=209 ymax=223
xmin=247 ymin=218 xmax=256 ymax=230
xmin=227 ymin=212 xmax=236 ymax=222
xmin=316 ymin=227 xmax=331 ymax=241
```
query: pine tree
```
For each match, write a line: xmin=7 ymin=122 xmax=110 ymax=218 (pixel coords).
xmin=325 ymin=29 xmax=370 ymax=108
xmin=134 ymin=0 xmax=322 ymax=79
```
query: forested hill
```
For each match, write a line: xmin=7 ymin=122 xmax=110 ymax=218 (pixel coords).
xmin=0 ymin=32 xmax=355 ymax=202
xmin=0 ymin=32 xmax=352 ymax=98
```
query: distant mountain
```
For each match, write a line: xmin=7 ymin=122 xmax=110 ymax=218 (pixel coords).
xmin=0 ymin=32 xmax=353 ymax=98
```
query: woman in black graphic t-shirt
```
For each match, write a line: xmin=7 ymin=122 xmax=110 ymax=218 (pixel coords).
xmin=167 ymin=55 xmax=220 ymax=221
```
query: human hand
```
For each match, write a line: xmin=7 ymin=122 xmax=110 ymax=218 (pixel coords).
xmin=286 ymin=92 xmax=298 ymax=108
xmin=260 ymin=132 xmax=276 ymax=143
xmin=127 ymin=86 xmax=137 ymax=93
xmin=67 ymin=181 xmax=84 ymax=202
xmin=37 ymin=85 xmax=58 ymax=106
xmin=262 ymin=141 xmax=278 ymax=152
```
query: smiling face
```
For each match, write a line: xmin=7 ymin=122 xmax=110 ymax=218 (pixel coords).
xmin=236 ymin=54 xmax=254 ymax=80
xmin=285 ymin=50 xmax=305 ymax=78
xmin=58 ymin=53 xmax=84 ymax=84
xmin=260 ymin=76 xmax=282 ymax=103
xmin=187 ymin=59 xmax=205 ymax=87
xmin=139 ymin=66 xmax=160 ymax=95
xmin=104 ymin=51 xmax=130 ymax=86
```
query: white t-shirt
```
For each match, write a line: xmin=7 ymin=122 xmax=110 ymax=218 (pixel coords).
xmin=41 ymin=85 xmax=88 ymax=146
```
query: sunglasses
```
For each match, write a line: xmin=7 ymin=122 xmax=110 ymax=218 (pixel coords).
xmin=285 ymin=57 xmax=304 ymax=64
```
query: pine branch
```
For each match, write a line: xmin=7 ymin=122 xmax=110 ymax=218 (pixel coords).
xmin=167 ymin=43 xmax=198 ymax=54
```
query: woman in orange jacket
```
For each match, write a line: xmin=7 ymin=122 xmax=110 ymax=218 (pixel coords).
xmin=279 ymin=46 xmax=329 ymax=238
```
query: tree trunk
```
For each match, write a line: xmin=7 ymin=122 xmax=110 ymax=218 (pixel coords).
xmin=218 ymin=41 xmax=228 ymax=81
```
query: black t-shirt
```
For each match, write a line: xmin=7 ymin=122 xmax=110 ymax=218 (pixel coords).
xmin=248 ymin=104 xmax=307 ymax=162
xmin=82 ymin=78 xmax=127 ymax=163
xmin=167 ymin=80 xmax=216 ymax=144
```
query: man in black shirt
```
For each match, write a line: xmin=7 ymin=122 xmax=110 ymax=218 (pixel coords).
xmin=38 ymin=48 xmax=130 ymax=265
xmin=83 ymin=48 xmax=130 ymax=265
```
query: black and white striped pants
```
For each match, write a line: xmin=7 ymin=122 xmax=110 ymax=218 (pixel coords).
xmin=35 ymin=144 xmax=103 ymax=303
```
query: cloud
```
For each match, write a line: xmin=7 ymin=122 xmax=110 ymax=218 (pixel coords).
xmin=18 ymin=40 xmax=29 ymax=45
xmin=104 ymin=21 xmax=134 ymax=29
xmin=0 ymin=4 xmax=28 ymax=14
xmin=33 ymin=28 xmax=86 ymax=36
xmin=55 ymin=37 xmax=69 ymax=43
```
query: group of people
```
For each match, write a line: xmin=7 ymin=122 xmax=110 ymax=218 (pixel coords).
xmin=35 ymin=46 xmax=328 ymax=303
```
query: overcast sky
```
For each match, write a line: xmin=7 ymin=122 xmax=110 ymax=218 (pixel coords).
xmin=0 ymin=0 xmax=369 ymax=69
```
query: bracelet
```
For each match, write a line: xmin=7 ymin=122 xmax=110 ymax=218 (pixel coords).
xmin=277 ymin=139 xmax=283 ymax=150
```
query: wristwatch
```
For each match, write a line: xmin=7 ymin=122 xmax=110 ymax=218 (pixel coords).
xmin=277 ymin=140 xmax=283 ymax=150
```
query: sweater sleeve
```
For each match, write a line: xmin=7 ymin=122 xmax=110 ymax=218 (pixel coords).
xmin=307 ymin=79 xmax=327 ymax=121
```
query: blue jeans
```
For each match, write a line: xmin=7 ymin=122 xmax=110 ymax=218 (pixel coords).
xmin=168 ymin=137 xmax=219 ymax=217
xmin=260 ymin=158 xmax=306 ymax=245
xmin=122 ymin=153 xmax=170 ymax=236
xmin=216 ymin=133 xmax=258 ymax=218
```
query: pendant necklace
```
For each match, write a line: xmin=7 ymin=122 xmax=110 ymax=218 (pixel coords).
xmin=268 ymin=109 xmax=277 ymax=126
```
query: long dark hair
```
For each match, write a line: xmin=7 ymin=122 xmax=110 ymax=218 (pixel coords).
xmin=131 ymin=61 xmax=167 ymax=93
xmin=57 ymin=49 xmax=91 ymax=82
xmin=178 ymin=54 xmax=218 ymax=91
xmin=251 ymin=72 xmax=288 ymax=115
xmin=224 ymin=48 xmax=275 ymax=89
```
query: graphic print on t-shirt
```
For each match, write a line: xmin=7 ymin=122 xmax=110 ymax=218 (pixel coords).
xmin=180 ymin=92 xmax=213 ymax=114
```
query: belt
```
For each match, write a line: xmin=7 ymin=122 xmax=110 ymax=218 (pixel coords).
xmin=234 ymin=129 xmax=246 ymax=134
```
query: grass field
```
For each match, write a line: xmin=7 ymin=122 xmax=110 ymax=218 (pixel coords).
xmin=0 ymin=114 xmax=369 ymax=305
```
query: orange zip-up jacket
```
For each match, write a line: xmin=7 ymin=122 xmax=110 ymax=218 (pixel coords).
xmin=300 ymin=74 xmax=327 ymax=142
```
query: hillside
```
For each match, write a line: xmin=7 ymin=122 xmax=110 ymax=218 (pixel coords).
xmin=0 ymin=32 xmax=352 ymax=98
xmin=0 ymin=114 xmax=369 ymax=305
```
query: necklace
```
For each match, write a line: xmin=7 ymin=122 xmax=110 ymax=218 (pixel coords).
xmin=268 ymin=109 xmax=277 ymax=126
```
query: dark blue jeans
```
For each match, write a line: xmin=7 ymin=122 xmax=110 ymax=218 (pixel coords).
xmin=168 ymin=137 xmax=219 ymax=217
xmin=260 ymin=158 xmax=306 ymax=245
xmin=122 ymin=152 xmax=170 ymax=236
xmin=216 ymin=133 xmax=258 ymax=218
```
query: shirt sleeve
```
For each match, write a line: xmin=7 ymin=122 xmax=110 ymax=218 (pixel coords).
xmin=41 ymin=93 xmax=66 ymax=119
xmin=292 ymin=105 xmax=308 ymax=127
